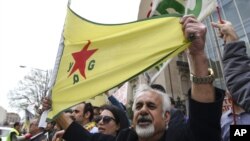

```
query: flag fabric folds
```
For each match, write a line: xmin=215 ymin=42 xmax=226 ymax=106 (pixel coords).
xmin=138 ymin=0 xmax=217 ymax=21
xmin=48 ymin=6 xmax=189 ymax=118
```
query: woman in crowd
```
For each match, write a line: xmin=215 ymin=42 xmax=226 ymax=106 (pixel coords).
xmin=95 ymin=104 xmax=130 ymax=136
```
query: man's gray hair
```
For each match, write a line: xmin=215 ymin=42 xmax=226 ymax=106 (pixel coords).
xmin=132 ymin=84 xmax=171 ymax=113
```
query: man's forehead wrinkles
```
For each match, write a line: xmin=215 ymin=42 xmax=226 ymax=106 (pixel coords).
xmin=136 ymin=100 xmax=156 ymax=105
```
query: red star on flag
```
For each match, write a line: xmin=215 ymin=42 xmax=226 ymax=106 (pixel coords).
xmin=68 ymin=40 xmax=98 ymax=79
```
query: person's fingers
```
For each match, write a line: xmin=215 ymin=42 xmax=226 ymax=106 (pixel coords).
xmin=180 ymin=16 xmax=202 ymax=41
xmin=180 ymin=14 xmax=196 ymax=24
xmin=211 ymin=22 xmax=226 ymax=39
xmin=182 ymin=17 xmax=198 ymax=31
xmin=180 ymin=15 xmax=207 ymax=42
xmin=211 ymin=22 xmax=222 ymax=28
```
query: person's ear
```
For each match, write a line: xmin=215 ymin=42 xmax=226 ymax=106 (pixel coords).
xmin=84 ymin=111 xmax=90 ymax=119
xmin=164 ymin=111 xmax=171 ymax=124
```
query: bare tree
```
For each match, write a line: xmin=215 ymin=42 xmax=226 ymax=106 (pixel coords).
xmin=7 ymin=69 xmax=51 ymax=115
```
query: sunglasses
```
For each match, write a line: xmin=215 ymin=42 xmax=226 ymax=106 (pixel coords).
xmin=96 ymin=116 xmax=116 ymax=124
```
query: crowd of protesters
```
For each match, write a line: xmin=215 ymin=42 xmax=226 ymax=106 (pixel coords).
xmin=6 ymin=15 xmax=250 ymax=141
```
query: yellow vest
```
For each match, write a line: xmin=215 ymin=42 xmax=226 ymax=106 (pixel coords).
xmin=6 ymin=128 xmax=19 ymax=141
xmin=84 ymin=121 xmax=97 ymax=131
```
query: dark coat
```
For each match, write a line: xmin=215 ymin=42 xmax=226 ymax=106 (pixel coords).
xmin=168 ymin=108 xmax=186 ymax=129
xmin=222 ymin=41 xmax=250 ymax=112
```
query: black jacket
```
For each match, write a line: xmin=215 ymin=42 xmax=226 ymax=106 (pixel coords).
xmin=222 ymin=41 xmax=250 ymax=112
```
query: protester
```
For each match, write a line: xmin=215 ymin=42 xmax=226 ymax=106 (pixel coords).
xmin=53 ymin=15 xmax=225 ymax=141
xmin=45 ymin=121 xmax=56 ymax=141
xmin=46 ymin=108 xmax=73 ymax=141
xmin=220 ymin=91 xmax=250 ymax=141
xmin=6 ymin=122 xmax=32 ymax=141
xmin=96 ymin=105 xmax=130 ymax=136
xmin=29 ymin=118 xmax=47 ymax=141
xmin=211 ymin=20 xmax=250 ymax=112
xmin=14 ymin=122 xmax=22 ymax=134
xmin=93 ymin=106 xmax=101 ymax=120
xmin=168 ymin=96 xmax=187 ymax=128
xmin=51 ymin=122 xmax=65 ymax=141
xmin=105 ymin=92 xmax=126 ymax=112
xmin=51 ymin=102 xmax=98 ymax=140
xmin=150 ymin=84 xmax=187 ymax=128
xmin=71 ymin=102 xmax=98 ymax=133
xmin=6 ymin=122 xmax=18 ymax=141
xmin=104 ymin=92 xmax=130 ymax=126
xmin=211 ymin=20 xmax=250 ymax=141
xmin=7 ymin=122 xmax=22 ymax=141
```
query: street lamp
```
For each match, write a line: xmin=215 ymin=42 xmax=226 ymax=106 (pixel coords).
xmin=19 ymin=65 xmax=49 ymax=97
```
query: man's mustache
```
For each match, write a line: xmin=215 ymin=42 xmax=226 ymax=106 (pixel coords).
xmin=137 ymin=115 xmax=152 ymax=123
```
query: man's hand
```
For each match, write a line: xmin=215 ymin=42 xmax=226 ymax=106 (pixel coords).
xmin=180 ymin=15 xmax=207 ymax=56
xmin=180 ymin=15 xmax=208 ymax=76
xmin=180 ymin=15 xmax=215 ymax=103
xmin=211 ymin=20 xmax=238 ymax=43
xmin=52 ymin=130 xmax=65 ymax=141
xmin=24 ymin=133 xmax=32 ymax=139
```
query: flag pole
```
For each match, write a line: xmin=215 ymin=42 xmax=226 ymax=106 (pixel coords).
xmin=216 ymin=6 xmax=223 ymax=23
xmin=209 ymin=15 xmax=224 ymax=78
xmin=38 ymin=0 xmax=69 ymax=127
xmin=46 ymin=0 xmax=71 ymax=99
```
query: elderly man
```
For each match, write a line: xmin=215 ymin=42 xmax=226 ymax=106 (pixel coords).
xmin=54 ymin=15 xmax=224 ymax=141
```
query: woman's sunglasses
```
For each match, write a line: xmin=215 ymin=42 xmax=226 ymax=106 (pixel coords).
xmin=96 ymin=116 xmax=116 ymax=124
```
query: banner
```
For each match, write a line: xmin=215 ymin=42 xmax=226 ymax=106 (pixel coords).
xmin=138 ymin=0 xmax=217 ymax=21
xmin=48 ymin=6 xmax=190 ymax=118
xmin=112 ymin=82 xmax=129 ymax=105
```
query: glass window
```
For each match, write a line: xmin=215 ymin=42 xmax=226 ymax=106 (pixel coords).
xmin=235 ymin=0 xmax=250 ymax=20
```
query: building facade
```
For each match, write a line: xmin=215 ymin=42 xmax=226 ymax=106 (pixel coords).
xmin=204 ymin=0 xmax=250 ymax=90
xmin=0 ymin=106 xmax=7 ymax=126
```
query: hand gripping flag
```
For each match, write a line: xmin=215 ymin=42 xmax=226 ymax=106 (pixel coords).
xmin=48 ymin=6 xmax=190 ymax=118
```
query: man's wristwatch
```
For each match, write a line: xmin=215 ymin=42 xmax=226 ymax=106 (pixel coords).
xmin=190 ymin=68 xmax=215 ymax=84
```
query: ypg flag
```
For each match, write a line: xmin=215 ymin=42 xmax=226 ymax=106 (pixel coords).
xmin=49 ymin=7 xmax=189 ymax=118
xmin=138 ymin=0 xmax=217 ymax=21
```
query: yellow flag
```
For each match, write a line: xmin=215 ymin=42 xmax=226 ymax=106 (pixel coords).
xmin=49 ymin=7 xmax=189 ymax=118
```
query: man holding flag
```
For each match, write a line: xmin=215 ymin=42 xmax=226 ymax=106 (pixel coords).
xmin=47 ymin=0 xmax=219 ymax=119
xmin=52 ymin=15 xmax=225 ymax=141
